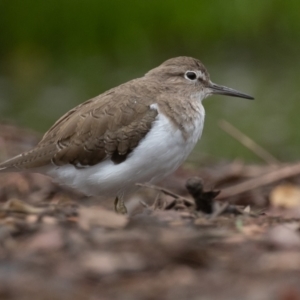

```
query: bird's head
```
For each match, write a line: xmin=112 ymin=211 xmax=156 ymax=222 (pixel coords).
xmin=145 ymin=56 xmax=254 ymax=101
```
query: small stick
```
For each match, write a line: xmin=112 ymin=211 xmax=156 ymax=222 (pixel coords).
xmin=217 ymin=162 xmax=300 ymax=200
xmin=136 ymin=183 xmax=194 ymax=205
xmin=210 ymin=202 xmax=229 ymax=219
xmin=219 ymin=119 xmax=280 ymax=165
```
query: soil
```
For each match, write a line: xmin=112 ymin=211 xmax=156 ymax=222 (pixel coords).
xmin=0 ymin=122 xmax=300 ymax=300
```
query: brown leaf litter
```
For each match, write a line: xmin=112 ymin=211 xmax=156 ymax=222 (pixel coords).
xmin=0 ymin=122 xmax=300 ymax=299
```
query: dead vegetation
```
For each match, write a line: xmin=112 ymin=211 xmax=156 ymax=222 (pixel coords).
xmin=1 ymin=122 xmax=300 ymax=300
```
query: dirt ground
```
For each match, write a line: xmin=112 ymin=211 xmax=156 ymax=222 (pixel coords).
xmin=0 ymin=122 xmax=300 ymax=300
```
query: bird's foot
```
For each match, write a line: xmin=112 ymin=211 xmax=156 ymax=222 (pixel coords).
xmin=114 ymin=197 xmax=128 ymax=214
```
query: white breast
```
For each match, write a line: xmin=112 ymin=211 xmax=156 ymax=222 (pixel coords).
xmin=45 ymin=103 xmax=205 ymax=197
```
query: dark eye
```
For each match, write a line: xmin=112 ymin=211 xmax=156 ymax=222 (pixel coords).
xmin=185 ymin=71 xmax=197 ymax=81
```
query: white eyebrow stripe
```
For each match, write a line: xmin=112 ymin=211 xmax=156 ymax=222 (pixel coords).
xmin=184 ymin=70 xmax=207 ymax=81
xmin=197 ymin=70 xmax=206 ymax=80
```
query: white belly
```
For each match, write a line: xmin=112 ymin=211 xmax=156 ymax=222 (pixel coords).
xmin=45 ymin=105 xmax=205 ymax=197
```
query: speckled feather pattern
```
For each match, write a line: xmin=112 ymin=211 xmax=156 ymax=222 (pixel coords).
xmin=0 ymin=56 xmax=210 ymax=197
xmin=45 ymin=102 xmax=205 ymax=197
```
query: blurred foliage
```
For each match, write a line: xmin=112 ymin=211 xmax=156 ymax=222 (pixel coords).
xmin=0 ymin=0 xmax=300 ymax=162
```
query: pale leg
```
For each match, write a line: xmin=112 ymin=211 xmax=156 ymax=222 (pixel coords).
xmin=114 ymin=196 xmax=127 ymax=214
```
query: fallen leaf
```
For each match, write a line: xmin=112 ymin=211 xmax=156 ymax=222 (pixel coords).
xmin=78 ymin=206 xmax=128 ymax=230
xmin=265 ymin=224 xmax=300 ymax=249
xmin=1 ymin=199 xmax=47 ymax=214
xmin=81 ymin=251 xmax=145 ymax=275
xmin=24 ymin=228 xmax=64 ymax=253
xmin=244 ymin=205 xmax=251 ymax=213
xmin=270 ymin=184 xmax=300 ymax=209
xmin=240 ymin=224 xmax=265 ymax=237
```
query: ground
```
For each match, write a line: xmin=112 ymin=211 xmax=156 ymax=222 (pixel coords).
xmin=0 ymin=122 xmax=300 ymax=300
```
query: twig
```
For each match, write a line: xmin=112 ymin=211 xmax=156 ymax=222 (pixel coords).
xmin=218 ymin=119 xmax=280 ymax=165
xmin=210 ymin=202 xmax=229 ymax=219
xmin=139 ymin=200 xmax=149 ymax=208
xmin=136 ymin=183 xmax=194 ymax=205
xmin=217 ymin=162 xmax=300 ymax=200
xmin=152 ymin=193 xmax=162 ymax=210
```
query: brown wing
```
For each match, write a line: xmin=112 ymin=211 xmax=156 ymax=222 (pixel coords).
xmin=0 ymin=85 xmax=158 ymax=171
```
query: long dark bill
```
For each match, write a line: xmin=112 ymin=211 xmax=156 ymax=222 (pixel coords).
xmin=209 ymin=82 xmax=254 ymax=100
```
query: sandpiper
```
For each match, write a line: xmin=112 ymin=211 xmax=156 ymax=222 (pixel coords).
xmin=0 ymin=57 xmax=253 ymax=213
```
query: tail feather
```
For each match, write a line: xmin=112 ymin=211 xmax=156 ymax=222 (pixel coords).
xmin=0 ymin=144 xmax=57 ymax=172
xmin=0 ymin=154 xmax=24 ymax=172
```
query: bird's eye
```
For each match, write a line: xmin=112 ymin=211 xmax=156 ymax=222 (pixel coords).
xmin=185 ymin=71 xmax=197 ymax=81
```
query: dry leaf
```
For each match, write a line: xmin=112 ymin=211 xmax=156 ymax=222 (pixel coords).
xmin=1 ymin=199 xmax=47 ymax=214
xmin=265 ymin=224 xmax=300 ymax=249
xmin=270 ymin=184 xmax=300 ymax=208
xmin=0 ymin=199 xmax=46 ymax=214
xmin=240 ymin=224 xmax=265 ymax=237
xmin=257 ymin=252 xmax=300 ymax=272
xmin=78 ymin=206 xmax=128 ymax=230
xmin=244 ymin=205 xmax=251 ymax=213
xmin=81 ymin=251 xmax=145 ymax=275
xmin=24 ymin=228 xmax=64 ymax=253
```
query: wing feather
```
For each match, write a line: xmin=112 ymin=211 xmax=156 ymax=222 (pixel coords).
xmin=0 ymin=84 xmax=158 ymax=171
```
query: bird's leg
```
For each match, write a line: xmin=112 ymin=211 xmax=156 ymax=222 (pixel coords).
xmin=114 ymin=196 xmax=127 ymax=214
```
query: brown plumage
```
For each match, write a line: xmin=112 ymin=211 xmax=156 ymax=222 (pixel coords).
xmin=0 ymin=56 xmax=253 ymax=214
xmin=0 ymin=84 xmax=161 ymax=170
xmin=0 ymin=57 xmax=211 ymax=172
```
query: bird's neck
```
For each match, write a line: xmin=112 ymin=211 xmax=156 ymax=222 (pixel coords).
xmin=158 ymin=92 xmax=205 ymax=141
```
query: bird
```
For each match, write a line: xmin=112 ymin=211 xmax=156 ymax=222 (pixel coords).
xmin=0 ymin=56 xmax=254 ymax=213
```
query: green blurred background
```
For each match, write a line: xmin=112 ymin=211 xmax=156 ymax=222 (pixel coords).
xmin=0 ymin=0 xmax=299 ymax=163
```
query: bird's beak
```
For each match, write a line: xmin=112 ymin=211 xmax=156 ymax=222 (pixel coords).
xmin=208 ymin=81 xmax=254 ymax=100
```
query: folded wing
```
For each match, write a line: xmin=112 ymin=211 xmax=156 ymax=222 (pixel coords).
xmin=0 ymin=89 xmax=158 ymax=171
